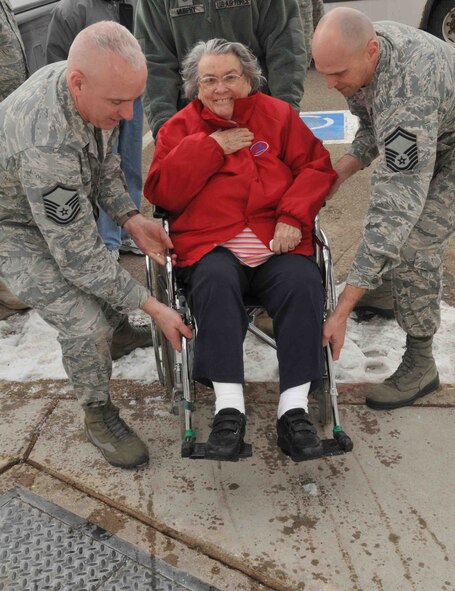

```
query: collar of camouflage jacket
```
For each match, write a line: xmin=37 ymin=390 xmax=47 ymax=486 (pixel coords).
xmin=55 ymin=64 xmax=95 ymax=152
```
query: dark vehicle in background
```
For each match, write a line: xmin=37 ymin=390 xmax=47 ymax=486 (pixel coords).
xmin=324 ymin=0 xmax=455 ymax=46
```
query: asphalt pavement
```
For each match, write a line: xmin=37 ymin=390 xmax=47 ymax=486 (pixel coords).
xmin=1 ymin=69 xmax=454 ymax=591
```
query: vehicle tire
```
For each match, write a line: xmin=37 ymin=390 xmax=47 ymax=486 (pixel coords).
xmin=427 ymin=0 xmax=455 ymax=46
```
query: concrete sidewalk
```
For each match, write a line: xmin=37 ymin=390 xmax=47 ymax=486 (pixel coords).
xmin=0 ymin=379 xmax=454 ymax=590
xmin=1 ymin=69 xmax=455 ymax=590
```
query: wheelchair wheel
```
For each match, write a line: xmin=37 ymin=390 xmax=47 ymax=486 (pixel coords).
xmin=149 ymin=260 xmax=175 ymax=398
xmin=317 ymin=375 xmax=332 ymax=427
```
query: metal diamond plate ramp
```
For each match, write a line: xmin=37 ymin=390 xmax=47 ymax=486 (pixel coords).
xmin=0 ymin=487 xmax=219 ymax=591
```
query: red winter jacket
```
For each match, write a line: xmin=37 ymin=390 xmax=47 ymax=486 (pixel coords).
xmin=144 ymin=92 xmax=337 ymax=267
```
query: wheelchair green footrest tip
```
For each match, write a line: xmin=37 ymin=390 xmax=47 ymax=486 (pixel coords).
xmin=326 ymin=429 xmax=354 ymax=454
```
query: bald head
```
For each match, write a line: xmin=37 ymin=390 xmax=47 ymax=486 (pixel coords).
xmin=313 ymin=7 xmax=376 ymax=57
xmin=312 ymin=8 xmax=379 ymax=97
xmin=66 ymin=21 xmax=147 ymax=129
xmin=67 ymin=21 xmax=145 ymax=79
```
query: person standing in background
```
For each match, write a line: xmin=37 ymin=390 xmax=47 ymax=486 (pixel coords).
xmin=0 ymin=0 xmax=28 ymax=100
xmin=0 ymin=0 xmax=30 ymax=310
xmin=47 ymin=0 xmax=145 ymax=261
xmin=299 ymin=0 xmax=325 ymax=69
xmin=135 ymin=0 xmax=307 ymax=139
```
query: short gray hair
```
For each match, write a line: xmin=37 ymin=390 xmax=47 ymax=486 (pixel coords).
xmin=182 ymin=38 xmax=264 ymax=100
xmin=69 ymin=21 xmax=145 ymax=70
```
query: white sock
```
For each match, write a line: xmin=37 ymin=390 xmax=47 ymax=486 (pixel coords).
xmin=213 ymin=382 xmax=245 ymax=414
xmin=277 ymin=383 xmax=311 ymax=418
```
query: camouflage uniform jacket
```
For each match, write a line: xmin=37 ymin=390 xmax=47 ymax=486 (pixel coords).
xmin=0 ymin=0 xmax=28 ymax=101
xmin=298 ymin=0 xmax=324 ymax=69
xmin=346 ymin=22 xmax=455 ymax=290
xmin=0 ymin=63 xmax=148 ymax=313
xmin=135 ymin=0 xmax=306 ymax=136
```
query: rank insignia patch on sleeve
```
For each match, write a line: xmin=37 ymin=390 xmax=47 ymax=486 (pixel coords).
xmin=384 ymin=127 xmax=418 ymax=172
xmin=42 ymin=185 xmax=81 ymax=225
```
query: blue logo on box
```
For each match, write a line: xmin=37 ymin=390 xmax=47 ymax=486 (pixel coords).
xmin=300 ymin=112 xmax=345 ymax=141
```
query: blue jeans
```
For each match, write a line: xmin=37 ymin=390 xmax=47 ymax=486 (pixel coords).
xmin=97 ymin=98 xmax=143 ymax=250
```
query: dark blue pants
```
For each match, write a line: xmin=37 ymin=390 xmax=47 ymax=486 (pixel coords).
xmin=178 ymin=248 xmax=325 ymax=393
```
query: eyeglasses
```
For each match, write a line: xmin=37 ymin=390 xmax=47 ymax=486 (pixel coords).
xmin=198 ymin=73 xmax=244 ymax=88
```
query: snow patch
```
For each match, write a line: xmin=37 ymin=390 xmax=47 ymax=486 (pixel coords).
xmin=1 ymin=303 xmax=455 ymax=384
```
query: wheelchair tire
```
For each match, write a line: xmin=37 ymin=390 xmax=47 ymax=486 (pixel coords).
xmin=150 ymin=261 xmax=175 ymax=398
xmin=317 ymin=376 xmax=332 ymax=427
xmin=153 ymin=320 xmax=175 ymax=398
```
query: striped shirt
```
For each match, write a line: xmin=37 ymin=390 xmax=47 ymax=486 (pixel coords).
xmin=222 ymin=227 xmax=274 ymax=267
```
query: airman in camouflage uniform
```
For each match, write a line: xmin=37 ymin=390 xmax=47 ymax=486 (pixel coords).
xmin=0 ymin=0 xmax=28 ymax=102
xmin=313 ymin=8 xmax=455 ymax=410
xmin=299 ymin=0 xmax=324 ymax=69
xmin=0 ymin=21 xmax=191 ymax=467
xmin=0 ymin=0 xmax=30 ymax=310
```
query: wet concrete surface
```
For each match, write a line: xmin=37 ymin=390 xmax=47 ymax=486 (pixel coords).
xmin=1 ymin=378 xmax=454 ymax=590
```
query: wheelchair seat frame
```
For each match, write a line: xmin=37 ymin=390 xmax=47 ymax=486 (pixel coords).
xmin=146 ymin=213 xmax=353 ymax=461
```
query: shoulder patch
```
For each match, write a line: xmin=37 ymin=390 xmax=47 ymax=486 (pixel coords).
xmin=42 ymin=185 xmax=80 ymax=225
xmin=384 ymin=127 xmax=418 ymax=172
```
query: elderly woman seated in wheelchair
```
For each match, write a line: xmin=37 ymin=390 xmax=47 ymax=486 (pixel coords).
xmin=144 ymin=39 xmax=337 ymax=462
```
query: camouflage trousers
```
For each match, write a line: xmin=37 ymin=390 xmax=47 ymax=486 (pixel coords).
xmin=0 ymin=255 xmax=125 ymax=406
xmin=391 ymin=151 xmax=454 ymax=338
xmin=298 ymin=0 xmax=325 ymax=69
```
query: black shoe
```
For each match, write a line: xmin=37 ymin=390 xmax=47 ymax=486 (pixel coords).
xmin=205 ymin=408 xmax=246 ymax=461
xmin=277 ymin=408 xmax=323 ymax=462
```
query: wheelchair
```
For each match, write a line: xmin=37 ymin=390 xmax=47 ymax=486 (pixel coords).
xmin=146 ymin=211 xmax=353 ymax=461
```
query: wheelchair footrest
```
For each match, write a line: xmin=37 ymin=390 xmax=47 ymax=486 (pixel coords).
xmin=288 ymin=435 xmax=353 ymax=462
xmin=321 ymin=438 xmax=350 ymax=457
xmin=182 ymin=441 xmax=253 ymax=460
xmin=318 ymin=430 xmax=354 ymax=459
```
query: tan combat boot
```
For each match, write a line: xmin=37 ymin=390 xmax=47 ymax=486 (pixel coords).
xmin=366 ymin=335 xmax=439 ymax=410
xmin=0 ymin=279 xmax=29 ymax=310
xmin=110 ymin=316 xmax=154 ymax=360
xmin=84 ymin=400 xmax=149 ymax=468
xmin=355 ymin=276 xmax=395 ymax=320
